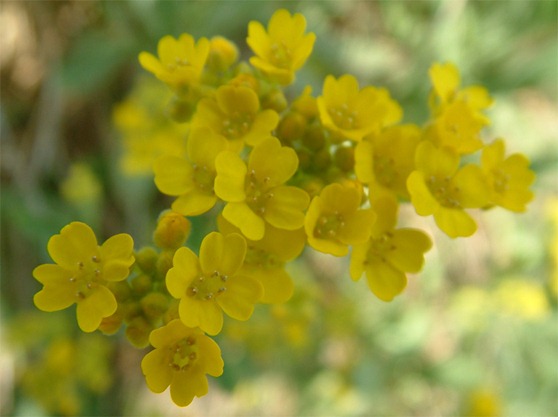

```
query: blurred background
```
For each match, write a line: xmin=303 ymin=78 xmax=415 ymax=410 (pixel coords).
xmin=1 ymin=1 xmax=557 ymax=416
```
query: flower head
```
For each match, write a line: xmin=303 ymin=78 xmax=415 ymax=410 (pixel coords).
xmin=350 ymin=196 xmax=432 ymax=301
xmin=215 ymin=137 xmax=310 ymax=241
xmin=154 ymin=126 xmax=228 ymax=216
xmin=305 ymin=183 xmax=375 ymax=257
xmin=192 ymin=85 xmax=279 ymax=151
xmin=407 ymin=141 xmax=490 ymax=237
xmin=317 ymin=74 xmax=402 ymax=142
xmin=481 ymin=139 xmax=535 ymax=212
xmin=166 ymin=232 xmax=262 ymax=335
xmin=141 ymin=319 xmax=223 ymax=407
xmin=33 ymin=222 xmax=135 ymax=332
xmin=247 ymin=9 xmax=316 ymax=85
xmin=139 ymin=34 xmax=210 ymax=90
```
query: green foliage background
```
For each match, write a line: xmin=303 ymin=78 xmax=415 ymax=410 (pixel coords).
xmin=1 ymin=1 xmax=556 ymax=416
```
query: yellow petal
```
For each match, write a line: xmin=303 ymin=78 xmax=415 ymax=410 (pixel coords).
xmin=245 ymin=267 xmax=293 ymax=304
xmin=222 ymin=202 xmax=265 ymax=241
xmin=384 ymin=229 xmax=432 ymax=273
xmin=154 ymin=156 xmax=195 ymax=196
xmin=170 ymin=371 xmax=208 ymax=407
xmin=166 ymin=247 xmax=199 ymax=299
xmin=337 ymin=209 xmax=375 ymax=245
xmin=199 ymin=232 xmax=246 ymax=276
xmin=218 ymin=274 xmax=262 ymax=320
xmin=214 ymin=151 xmax=247 ymax=202
xmin=187 ymin=126 xmax=228 ymax=168
xmin=365 ymin=258 xmax=407 ymax=301
xmin=197 ymin=335 xmax=224 ymax=377
xmin=264 ymin=186 xmax=309 ymax=230
xmin=100 ymin=233 xmax=134 ymax=266
xmin=48 ymin=222 xmax=98 ymax=270
xmin=33 ymin=285 xmax=75 ymax=312
xmin=407 ymin=171 xmax=439 ymax=216
xmin=429 ymin=62 xmax=460 ymax=102
xmin=434 ymin=207 xmax=477 ymax=238
xmin=248 ymin=137 xmax=297 ymax=187
xmin=171 ymin=192 xmax=217 ymax=216
xmin=141 ymin=348 xmax=173 ymax=393
xmin=76 ymin=286 xmax=117 ymax=332
xmin=179 ymin=297 xmax=223 ymax=336
xmin=414 ymin=140 xmax=459 ymax=177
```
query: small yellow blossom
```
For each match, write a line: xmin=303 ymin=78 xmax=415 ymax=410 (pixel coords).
xmin=317 ymin=74 xmax=402 ymax=142
xmin=350 ymin=196 xmax=432 ymax=301
xmin=139 ymin=34 xmax=210 ymax=90
xmin=215 ymin=137 xmax=310 ymax=241
xmin=305 ymin=183 xmax=375 ymax=256
xmin=354 ymin=124 xmax=422 ymax=199
xmin=154 ymin=126 xmax=228 ymax=216
xmin=166 ymin=232 xmax=262 ymax=335
xmin=141 ymin=319 xmax=224 ymax=407
xmin=407 ymin=141 xmax=490 ymax=238
xmin=218 ymin=215 xmax=306 ymax=303
xmin=33 ymin=222 xmax=135 ymax=332
xmin=481 ymin=139 xmax=535 ymax=212
xmin=192 ymin=84 xmax=279 ymax=151
xmin=247 ymin=8 xmax=316 ymax=85
xmin=463 ymin=388 xmax=503 ymax=417
xmin=429 ymin=61 xmax=493 ymax=117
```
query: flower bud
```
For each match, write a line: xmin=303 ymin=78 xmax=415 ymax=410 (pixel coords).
xmin=166 ymin=95 xmax=196 ymax=123
xmin=207 ymin=36 xmax=239 ymax=71
xmin=156 ymin=250 xmax=175 ymax=281
xmin=302 ymin=123 xmax=326 ymax=151
xmin=277 ymin=112 xmax=307 ymax=144
xmin=334 ymin=145 xmax=355 ymax=172
xmin=153 ymin=211 xmax=191 ymax=250
xmin=131 ymin=274 xmax=152 ymax=295
xmin=135 ymin=246 xmax=158 ymax=274
xmin=140 ymin=292 xmax=169 ymax=322
xmin=125 ymin=316 xmax=152 ymax=348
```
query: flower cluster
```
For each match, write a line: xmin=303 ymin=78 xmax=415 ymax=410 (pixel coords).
xmin=33 ymin=8 xmax=535 ymax=408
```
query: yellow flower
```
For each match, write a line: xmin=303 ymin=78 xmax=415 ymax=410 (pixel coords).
xmin=141 ymin=319 xmax=224 ymax=407
xmin=33 ymin=222 xmax=135 ymax=332
xmin=407 ymin=141 xmax=490 ymax=238
xmin=206 ymin=36 xmax=239 ymax=72
xmin=305 ymin=183 xmax=375 ymax=256
xmin=215 ymin=137 xmax=310 ymax=241
xmin=192 ymin=84 xmax=279 ymax=151
xmin=166 ymin=232 xmax=262 ymax=335
xmin=247 ymin=8 xmax=316 ymax=85
xmin=139 ymin=34 xmax=210 ymax=90
xmin=218 ymin=215 xmax=306 ymax=303
xmin=354 ymin=124 xmax=422 ymax=199
xmin=317 ymin=74 xmax=402 ymax=142
xmin=481 ymin=139 xmax=535 ymax=212
xmin=350 ymin=196 xmax=432 ymax=301
xmin=154 ymin=126 xmax=228 ymax=216
xmin=429 ymin=61 xmax=493 ymax=117
xmin=60 ymin=162 xmax=102 ymax=206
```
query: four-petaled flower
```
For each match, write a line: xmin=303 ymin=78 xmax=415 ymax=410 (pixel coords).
xmin=139 ymin=34 xmax=210 ymax=90
xmin=192 ymin=85 xmax=279 ymax=152
xmin=481 ymin=138 xmax=535 ymax=212
xmin=350 ymin=196 xmax=432 ymax=301
xmin=305 ymin=183 xmax=375 ymax=257
xmin=33 ymin=222 xmax=135 ymax=332
xmin=141 ymin=319 xmax=224 ymax=407
xmin=407 ymin=141 xmax=490 ymax=238
xmin=247 ymin=8 xmax=316 ymax=85
xmin=166 ymin=232 xmax=262 ymax=335
xmin=215 ymin=136 xmax=310 ymax=241
xmin=154 ymin=126 xmax=228 ymax=216
xmin=317 ymin=74 xmax=402 ymax=142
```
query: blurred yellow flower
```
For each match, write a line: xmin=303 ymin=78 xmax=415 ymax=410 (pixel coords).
xmin=33 ymin=222 xmax=135 ymax=332
xmin=481 ymin=138 xmax=535 ymax=212
xmin=141 ymin=319 xmax=223 ymax=407
xmin=354 ymin=124 xmax=422 ymax=199
xmin=350 ymin=196 xmax=432 ymax=301
xmin=60 ymin=162 xmax=102 ymax=205
xmin=407 ymin=141 xmax=490 ymax=237
xmin=494 ymin=278 xmax=549 ymax=321
xmin=215 ymin=137 xmax=310 ymax=241
xmin=166 ymin=232 xmax=262 ymax=335
xmin=463 ymin=388 xmax=503 ymax=417
xmin=139 ymin=34 xmax=210 ymax=90
xmin=218 ymin=215 xmax=306 ymax=303
xmin=192 ymin=84 xmax=279 ymax=151
xmin=317 ymin=74 xmax=402 ymax=142
xmin=247 ymin=8 xmax=316 ymax=85
xmin=305 ymin=183 xmax=375 ymax=257
xmin=154 ymin=126 xmax=228 ymax=216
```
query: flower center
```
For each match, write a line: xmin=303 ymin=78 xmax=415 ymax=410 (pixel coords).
xmin=245 ymin=170 xmax=273 ymax=216
xmin=244 ymin=246 xmax=282 ymax=269
xmin=187 ymin=270 xmax=228 ymax=301
xmin=270 ymin=42 xmax=291 ymax=69
xmin=314 ymin=211 xmax=345 ymax=239
xmin=374 ymin=154 xmax=397 ymax=187
xmin=426 ymin=175 xmax=461 ymax=208
xmin=329 ymin=103 xmax=358 ymax=130
xmin=222 ymin=111 xmax=254 ymax=140
xmin=69 ymin=254 xmax=104 ymax=300
xmin=169 ymin=336 xmax=198 ymax=372
xmin=192 ymin=164 xmax=216 ymax=193
xmin=166 ymin=57 xmax=192 ymax=72
xmin=491 ymin=168 xmax=509 ymax=193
